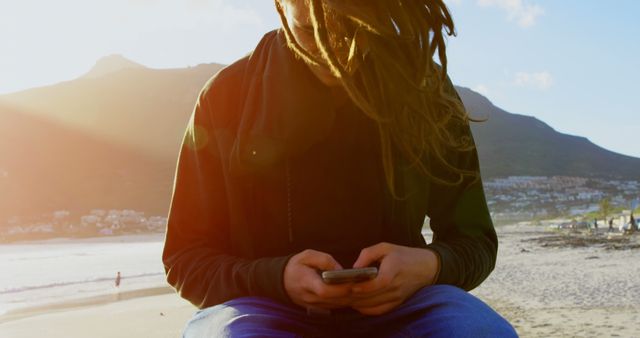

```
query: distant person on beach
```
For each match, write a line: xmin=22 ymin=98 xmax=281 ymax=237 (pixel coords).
xmin=163 ymin=0 xmax=516 ymax=337
xmin=630 ymin=214 xmax=637 ymax=232
xmin=593 ymin=218 xmax=598 ymax=232
xmin=609 ymin=218 xmax=614 ymax=232
xmin=115 ymin=271 xmax=121 ymax=288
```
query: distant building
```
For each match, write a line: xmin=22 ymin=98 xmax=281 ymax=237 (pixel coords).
xmin=53 ymin=210 xmax=70 ymax=219
xmin=90 ymin=209 xmax=106 ymax=217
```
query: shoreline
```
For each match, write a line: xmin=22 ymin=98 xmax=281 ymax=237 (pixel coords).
xmin=0 ymin=232 xmax=166 ymax=246
xmin=1 ymin=223 xmax=528 ymax=246
xmin=0 ymin=286 xmax=175 ymax=324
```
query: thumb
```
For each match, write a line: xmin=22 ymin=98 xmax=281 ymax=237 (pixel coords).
xmin=300 ymin=250 xmax=343 ymax=271
xmin=353 ymin=243 xmax=389 ymax=269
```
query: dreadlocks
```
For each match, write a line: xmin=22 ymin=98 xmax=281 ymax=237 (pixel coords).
xmin=276 ymin=0 xmax=478 ymax=198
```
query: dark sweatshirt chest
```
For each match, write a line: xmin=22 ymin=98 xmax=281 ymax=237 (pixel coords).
xmin=247 ymin=104 xmax=386 ymax=263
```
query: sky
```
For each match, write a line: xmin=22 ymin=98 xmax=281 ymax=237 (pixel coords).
xmin=1 ymin=0 xmax=639 ymax=158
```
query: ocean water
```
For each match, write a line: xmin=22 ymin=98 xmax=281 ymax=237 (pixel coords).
xmin=1 ymin=230 xmax=436 ymax=317
xmin=0 ymin=234 xmax=167 ymax=316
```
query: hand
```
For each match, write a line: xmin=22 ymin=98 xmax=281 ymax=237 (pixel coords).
xmin=349 ymin=243 xmax=439 ymax=316
xmin=283 ymin=249 xmax=354 ymax=310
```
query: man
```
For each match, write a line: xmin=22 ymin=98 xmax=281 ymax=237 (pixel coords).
xmin=163 ymin=0 xmax=517 ymax=336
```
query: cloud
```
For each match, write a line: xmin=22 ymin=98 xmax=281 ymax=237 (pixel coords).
xmin=477 ymin=0 xmax=544 ymax=28
xmin=473 ymin=84 xmax=491 ymax=96
xmin=514 ymin=71 xmax=553 ymax=90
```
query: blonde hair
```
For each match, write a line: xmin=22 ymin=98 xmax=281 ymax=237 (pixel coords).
xmin=276 ymin=0 xmax=478 ymax=198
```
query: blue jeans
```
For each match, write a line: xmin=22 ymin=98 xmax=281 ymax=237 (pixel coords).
xmin=182 ymin=285 xmax=518 ymax=337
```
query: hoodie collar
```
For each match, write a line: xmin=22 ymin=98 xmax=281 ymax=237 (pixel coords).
xmin=231 ymin=29 xmax=345 ymax=174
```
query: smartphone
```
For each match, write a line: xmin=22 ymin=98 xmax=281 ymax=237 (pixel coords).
xmin=321 ymin=267 xmax=378 ymax=284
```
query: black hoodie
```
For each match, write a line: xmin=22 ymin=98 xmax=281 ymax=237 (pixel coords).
xmin=162 ymin=29 xmax=498 ymax=309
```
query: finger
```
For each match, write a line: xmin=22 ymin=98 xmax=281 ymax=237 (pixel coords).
xmin=298 ymin=294 xmax=348 ymax=310
xmin=353 ymin=300 xmax=402 ymax=316
xmin=309 ymin=278 xmax=353 ymax=299
xmin=299 ymin=249 xmax=343 ymax=271
xmin=296 ymin=265 xmax=352 ymax=299
xmin=352 ymin=264 xmax=394 ymax=294
xmin=306 ymin=299 xmax=352 ymax=310
xmin=300 ymin=286 xmax=353 ymax=309
xmin=348 ymin=284 xmax=386 ymax=299
xmin=350 ymin=288 xmax=401 ymax=308
xmin=352 ymin=243 xmax=390 ymax=269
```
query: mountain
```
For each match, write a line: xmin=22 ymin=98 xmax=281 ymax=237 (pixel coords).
xmin=0 ymin=56 xmax=227 ymax=223
xmin=1 ymin=56 xmax=226 ymax=160
xmin=1 ymin=56 xmax=639 ymax=222
xmin=82 ymin=54 xmax=146 ymax=79
xmin=0 ymin=104 xmax=172 ymax=223
xmin=458 ymin=87 xmax=640 ymax=180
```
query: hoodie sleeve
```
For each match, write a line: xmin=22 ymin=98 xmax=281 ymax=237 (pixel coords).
xmin=424 ymin=77 xmax=498 ymax=291
xmin=162 ymin=79 xmax=293 ymax=309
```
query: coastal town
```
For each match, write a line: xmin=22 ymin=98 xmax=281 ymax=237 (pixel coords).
xmin=1 ymin=176 xmax=638 ymax=243
xmin=1 ymin=209 xmax=167 ymax=242
xmin=484 ymin=176 xmax=639 ymax=226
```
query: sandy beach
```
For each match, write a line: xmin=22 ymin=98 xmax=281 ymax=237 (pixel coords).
xmin=1 ymin=224 xmax=639 ymax=337
xmin=472 ymin=224 xmax=640 ymax=337
xmin=0 ymin=289 xmax=194 ymax=338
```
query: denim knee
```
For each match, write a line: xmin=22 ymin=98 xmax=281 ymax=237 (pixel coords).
xmin=401 ymin=285 xmax=518 ymax=338
xmin=181 ymin=297 xmax=320 ymax=338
